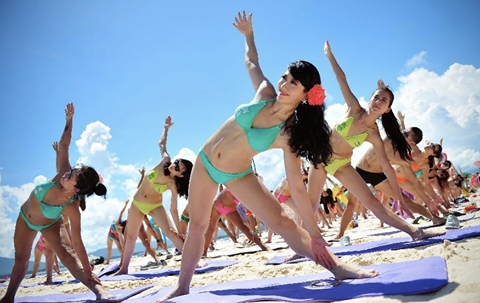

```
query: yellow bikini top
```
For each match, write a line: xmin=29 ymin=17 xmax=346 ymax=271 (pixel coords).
xmin=335 ymin=112 xmax=372 ymax=148
xmin=146 ymin=170 xmax=168 ymax=194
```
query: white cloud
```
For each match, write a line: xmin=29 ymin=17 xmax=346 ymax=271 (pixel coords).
xmin=395 ymin=63 xmax=480 ymax=172
xmin=405 ymin=51 xmax=427 ymax=69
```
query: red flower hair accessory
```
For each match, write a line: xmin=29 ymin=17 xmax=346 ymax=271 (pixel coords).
xmin=307 ymin=84 xmax=326 ymax=106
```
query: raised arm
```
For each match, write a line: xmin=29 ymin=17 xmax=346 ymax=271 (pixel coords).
xmin=116 ymin=199 xmax=130 ymax=224
xmin=283 ymin=150 xmax=334 ymax=268
xmin=158 ymin=116 xmax=173 ymax=160
xmin=169 ymin=187 xmax=182 ymax=234
xmin=137 ymin=167 xmax=145 ymax=189
xmin=324 ymin=41 xmax=361 ymax=110
xmin=52 ymin=141 xmax=60 ymax=173
xmin=233 ymin=11 xmax=276 ymax=98
xmin=57 ymin=103 xmax=75 ymax=174
xmin=397 ymin=110 xmax=406 ymax=131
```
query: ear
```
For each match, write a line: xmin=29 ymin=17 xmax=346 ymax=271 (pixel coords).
xmin=385 ymin=107 xmax=391 ymax=114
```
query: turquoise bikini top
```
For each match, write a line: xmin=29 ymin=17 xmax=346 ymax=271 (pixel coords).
xmin=234 ymin=99 xmax=285 ymax=152
xmin=33 ymin=181 xmax=75 ymax=220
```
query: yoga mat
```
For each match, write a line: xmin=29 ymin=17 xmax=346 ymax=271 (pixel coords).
xmin=100 ymin=260 xmax=241 ymax=281
xmin=126 ymin=256 xmax=447 ymax=302
xmin=16 ymin=284 xmax=153 ymax=303
xmin=266 ymin=224 xmax=480 ymax=264
xmin=96 ymin=262 xmax=120 ymax=277
xmin=207 ymin=242 xmax=288 ymax=258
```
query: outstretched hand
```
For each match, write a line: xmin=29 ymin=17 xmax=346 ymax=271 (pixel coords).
xmin=84 ymin=271 xmax=102 ymax=288
xmin=324 ymin=40 xmax=333 ymax=58
xmin=311 ymin=235 xmax=335 ymax=269
xmin=397 ymin=110 xmax=405 ymax=121
xmin=52 ymin=141 xmax=59 ymax=153
xmin=65 ymin=103 xmax=75 ymax=121
xmin=377 ymin=79 xmax=386 ymax=88
xmin=138 ymin=167 xmax=145 ymax=176
xmin=164 ymin=116 xmax=174 ymax=129
xmin=233 ymin=11 xmax=253 ymax=36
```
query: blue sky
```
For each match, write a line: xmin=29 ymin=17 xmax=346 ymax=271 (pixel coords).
xmin=1 ymin=0 xmax=479 ymax=258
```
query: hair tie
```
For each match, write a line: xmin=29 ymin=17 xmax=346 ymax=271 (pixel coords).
xmin=307 ymin=84 xmax=326 ymax=106
xmin=96 ymin=173 xmax=104 ymax=187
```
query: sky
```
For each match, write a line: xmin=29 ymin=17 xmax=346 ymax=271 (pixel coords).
xmin=0 ymin=0 xmax=479 ymax=259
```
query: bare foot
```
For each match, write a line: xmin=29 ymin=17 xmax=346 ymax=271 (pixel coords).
xmin=331 ymin=262 xmax=379 ymax=280
xmin=95 ymin=288 xmax=114 ymax=300
xmin=411 ymin=228 xmax=445 ymax=241
xmin=156 ymin=287 xmax=188 ymax=303
xmin=113 ymin=269 xmax=128 ymax=276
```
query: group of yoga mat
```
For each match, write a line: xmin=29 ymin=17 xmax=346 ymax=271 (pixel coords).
xmin=8 ymin=220 xmax=479 ymax=303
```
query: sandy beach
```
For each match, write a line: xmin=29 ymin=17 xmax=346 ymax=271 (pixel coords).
xmin=2 ymin=195 xmax=480 ymax=303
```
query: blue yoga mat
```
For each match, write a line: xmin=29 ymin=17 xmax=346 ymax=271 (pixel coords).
xmin=101 ymin=259 xmax=241 ymax=281
xmin=97 ymin=262 xmax=120 ymax=277
xmin=266 ymin=223 xmax=480 ymax=265
xmin=16 ymin=284 xmax=153 ymax=302
xmin=125 ymin=256 xmax=447 ymax=302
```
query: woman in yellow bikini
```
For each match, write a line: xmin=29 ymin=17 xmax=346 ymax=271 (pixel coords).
xmin=306 ymin=41 xmax=444 ymax=245
xmin=115 ymin=116 xmax=193 ymax=275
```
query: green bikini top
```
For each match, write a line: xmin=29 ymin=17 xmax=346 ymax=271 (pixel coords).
xmin=234 ymin=99 xmax=285 ymax=152
xmin=146 ymin=170 xmax=168 ymax=194
xmin=33 ymin=181 xmax=75 ymax=220
xmin=335 ymin=112 xmax=372 ymax=148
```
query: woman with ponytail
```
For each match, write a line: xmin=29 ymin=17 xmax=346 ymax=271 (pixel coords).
xmin=1 ymin=103 xmax=112 ymax=303
xmin=306 ymin=41 xmax=444 ymax=248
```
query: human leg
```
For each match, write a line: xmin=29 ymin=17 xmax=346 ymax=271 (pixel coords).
xmin=1 ymin=215 xmax=38 ymax=303
xmin=115 ymin=204 xmax=145 ymax=275
xmin=29 ymin=246 xmax=42 ymax=278
xmin=159 ymin=156 xmax=223 ymax=301
xmin=335 ymin=166 xmax=444 ymax=240
xmin=138 ymin=224 xmax=159 ymax=262
xmin=149 ymin=206 xmax=184 ymax=252
xmin=203 ymin=206 xmax=221 ymax=255
xmin=42 ymin=220 xmax=111 ymax=299
xmin=227 ymin=211 xmax=267 ymax=251
xmin=334 ymin=194 xmax=358 ymax=239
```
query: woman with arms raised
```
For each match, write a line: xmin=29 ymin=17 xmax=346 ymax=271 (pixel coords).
xmin=159 ymin=11 xmax=378 ymax=302
xmin=1 ymin=103 xmax=111 ymax=303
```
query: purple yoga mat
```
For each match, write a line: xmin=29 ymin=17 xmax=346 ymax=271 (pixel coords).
xmin=266 ymin=223 xmax=480 ymax=264
xmin=96 ymin=262 xmax=120 ymax=277
xmin=126 ymin=256 xmax=448 ymax=302
xmin=16 ymin=284 xmax=153 ymax=302
xmin=100 ymin=260 xmax=241 ymax=281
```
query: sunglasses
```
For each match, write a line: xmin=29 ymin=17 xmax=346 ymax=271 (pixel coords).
xmin=402 ymin=130 xmax=409 ymax=138
xmin=65 ymin=168 xmax=77 ymax=180
xmin=174 ymin=159 xmax=181 ymax=172
xmin=430 ymin=143 xmax=441 ymax=157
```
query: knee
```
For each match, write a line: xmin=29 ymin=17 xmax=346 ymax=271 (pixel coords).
xmin=188 ymin=220 xmax=209 ymax=236
xmin=14 ymin=251 xmax=31 ymax=266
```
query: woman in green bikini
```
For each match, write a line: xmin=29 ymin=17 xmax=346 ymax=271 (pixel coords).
xmin=159 ymin=11 xmax=379 ymax=302
xmin=115 ymin=116 xmax=193 ymax=275
xmin=1 ymin=103 xmax=112 ymax=303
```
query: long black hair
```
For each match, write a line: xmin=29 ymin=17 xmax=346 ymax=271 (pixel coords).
xmin=163 ymin=159 xmax=193 ymax=198
xmin=284 ymin=60 xmax=332 ymax=168
xmin=376 ymin=86 xmax=412 ymax=161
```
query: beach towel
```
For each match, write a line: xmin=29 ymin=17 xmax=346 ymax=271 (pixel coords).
xmin=207 ymin=242 xmax=288 ymax=258
xmin=125 ymin=256 xmax=447 ymax=302
xmin=15 ymin=284 xmax=153 ymax=302
xmin=266 ymin=223 xmax=480 ymax=265
xmin=100 ymin=259 xmax=241 ymax=281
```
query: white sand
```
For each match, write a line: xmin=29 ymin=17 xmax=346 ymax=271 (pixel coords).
xmin=2 ymin=195 xmax=480 ymax=302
